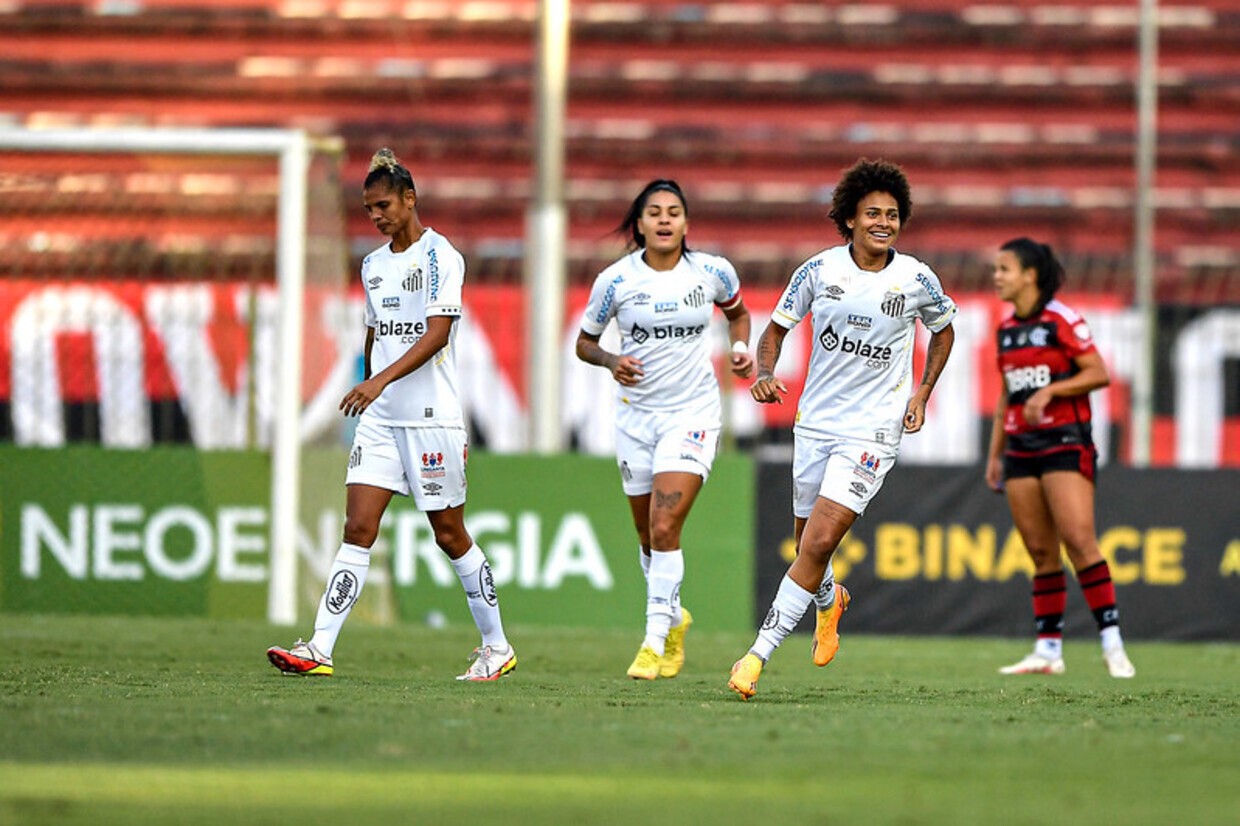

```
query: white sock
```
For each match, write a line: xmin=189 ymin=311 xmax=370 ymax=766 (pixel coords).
xmin=1100 ymin=626 xmax=1123 ymax=653
xmin=310 ymin=542 xmax=370 ymax=657
xmin=751 ymin=575 xmax=814 ymax=662
xmin=812 ymin=561 xmax=837 ymax=611
xmin=642 ymin=547 xmax=684 ymax=627
xmin=1035 ymin=637 xmax=1064 ymax=660
xmin=643 ymin=549 xmax=684 ymax=656
xmin=451 ymin=544 xmax=508 ymax=650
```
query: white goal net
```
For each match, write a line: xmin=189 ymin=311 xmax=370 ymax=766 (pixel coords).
xmin=0 ymin=127 xmax=349 ymax=625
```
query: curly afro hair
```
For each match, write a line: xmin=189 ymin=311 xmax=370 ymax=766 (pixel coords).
xmin=827 ymin=158 xmax=912 ymax=241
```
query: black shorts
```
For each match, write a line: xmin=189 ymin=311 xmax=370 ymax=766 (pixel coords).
xmin=1003 ymin=445 xmax=1097 ymax=484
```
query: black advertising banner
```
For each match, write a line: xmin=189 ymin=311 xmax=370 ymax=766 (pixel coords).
xmin=755 ymin=453 xmax=1240 ymax=640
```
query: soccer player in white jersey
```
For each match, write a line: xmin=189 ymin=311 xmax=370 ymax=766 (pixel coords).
xmin=729 ymin=158 xmax=957 ymax=699
xmin=268 ymin=149 xmax=515 ymax=682
xmin=576 ymin=179 xmax=753 ymax=680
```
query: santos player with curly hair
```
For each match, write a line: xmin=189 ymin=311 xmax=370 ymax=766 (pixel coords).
xmin=267 ymin=149 xmax=515 ymax=682
xmin=729 ymin=158 xmax=957 ymax=699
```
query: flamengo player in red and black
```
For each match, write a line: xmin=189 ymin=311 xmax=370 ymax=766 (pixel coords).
xmin=985 ymin=238 xmax=1135 ymax=678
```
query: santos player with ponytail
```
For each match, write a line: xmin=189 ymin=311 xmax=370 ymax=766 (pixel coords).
xmin=576 ymin=179 xmax=753 ymax=681
xmin=267 ymin=149 xmax=516 ymax=681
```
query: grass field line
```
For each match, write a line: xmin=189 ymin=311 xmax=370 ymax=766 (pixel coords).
xmin=0 ymin=762 xmax=770 ymax=805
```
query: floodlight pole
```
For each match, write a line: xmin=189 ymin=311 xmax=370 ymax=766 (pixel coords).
xmin=525 ymin=0 xmax=570 ymax=453
xmin=1131 ymin=0 xmax=1159 ymax=467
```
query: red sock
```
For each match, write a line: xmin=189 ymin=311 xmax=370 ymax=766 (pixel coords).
xmin=1032 ymin=571 xmax=1067 ymax=639
xmin=1077 ymin=560 xmax=1119 ymax=629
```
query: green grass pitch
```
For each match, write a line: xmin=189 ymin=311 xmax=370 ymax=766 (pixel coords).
xmin=2 ymin=615 xmax=1238 ymax=825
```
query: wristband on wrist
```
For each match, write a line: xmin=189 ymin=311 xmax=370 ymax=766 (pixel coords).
xmin=730 ymin=340 xmax=749 ymax=356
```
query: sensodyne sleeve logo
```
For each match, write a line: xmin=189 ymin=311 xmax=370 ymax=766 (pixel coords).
xmin=594 ymin=275 xmax=622 ymax=325
xmin=781 ymin=260 xmax=820 ymax=312
xmin=915 ymin=272 xmax=950 ymax=315
xmin=427 ymin=249 xmax=440 ymax=301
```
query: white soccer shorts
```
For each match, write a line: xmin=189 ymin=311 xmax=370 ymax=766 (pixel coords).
xmin=346 ymin=416 xmax=468 ymax=511
xmin=614 ymin=402 xmax=720 ymax=497
xmin=791 ymin=433 xmax=898 ymax=518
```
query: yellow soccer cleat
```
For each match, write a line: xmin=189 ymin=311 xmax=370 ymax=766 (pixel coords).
xmin=812 ymin=584 xmax=851 ymax=667
xmin=728 ymin=653 xmax=763 ymax=700
xmin=659 ymin=607 xmax=693 ymax=678
xmin=627 ymin=645 xmax=662 ymax=680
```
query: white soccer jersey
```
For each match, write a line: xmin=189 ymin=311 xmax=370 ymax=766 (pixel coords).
xmin=581 ymin=249 xmax=742 ymax=413
xmin=359 ymin=228 xmax=464 ymax=427
xmin=773 ymin=244 xmax=957 ymax=446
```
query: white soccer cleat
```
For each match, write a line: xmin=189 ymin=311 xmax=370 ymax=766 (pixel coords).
xmin=1103 ymin=647 xmax=1136 ymax=678
xmin=456 ymin=644 xmax=517 ymax=681
xmin=999 ymin=652 xmax=1066 ymax=675
xmin=267 ymin=639 xmax=333 ymax=676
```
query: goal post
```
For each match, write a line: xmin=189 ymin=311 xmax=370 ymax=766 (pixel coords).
xmin=0 ymin=126 xmax=343 ymax=626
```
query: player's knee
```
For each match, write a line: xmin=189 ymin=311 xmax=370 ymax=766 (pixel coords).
xmin=1063 ymin=541 xmax=1100 ymax=568
xmin=1026 ymin=544 xmax=1060 ymax=568
xmin=432 ymin=524 xmax=471 ymax=556
xmin=342 ymin=517 xmax=379 ymax=548
xmin=648 ymin=516 xmax=683 ymax=550
xmin=797 ymin=536 xmax=837 ymax=566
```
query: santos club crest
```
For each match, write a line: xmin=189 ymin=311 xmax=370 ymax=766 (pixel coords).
xmin=403 ymin=267 xmax=424 ymax=292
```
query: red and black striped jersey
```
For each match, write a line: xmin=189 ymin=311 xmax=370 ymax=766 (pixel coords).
xmin=996 ymin=299 xmax=1096 ymax=454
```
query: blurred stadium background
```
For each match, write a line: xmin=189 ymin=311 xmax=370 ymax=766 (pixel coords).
xmin=0 ymin=0 xmax=1237 ymax=638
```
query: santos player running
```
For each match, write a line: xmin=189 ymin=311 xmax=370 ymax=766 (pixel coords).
xmin=267 ymin=149 xmax=515 ymax=681
xmin=576 ymin=179 xmax=753 ymax=680
xmin=729 ymin=158 xmax=956 ymax=699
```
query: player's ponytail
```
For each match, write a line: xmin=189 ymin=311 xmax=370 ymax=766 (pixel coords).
xmin=1001 ymin=237 xmax=1065 ymax=310
xmin=364 ymin=148 xmax=416 ymax=196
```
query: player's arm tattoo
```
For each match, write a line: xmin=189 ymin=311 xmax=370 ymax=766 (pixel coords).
xmin=755 ymin=330 xmax=782 ymax=378
xmin=919 ymin=324 xmax=955 ymax=394
xmin=575 ymin=332 xmax=618 ymax=370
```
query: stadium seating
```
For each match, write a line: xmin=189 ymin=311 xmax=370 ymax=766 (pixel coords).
xmin=0 ymin=0 xmax=1237 ymax=299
